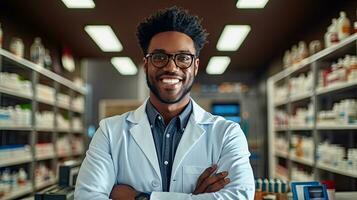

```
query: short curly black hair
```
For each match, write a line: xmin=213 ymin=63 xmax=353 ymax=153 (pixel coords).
xmin=136 ymin=6 xmax=208 ymax=56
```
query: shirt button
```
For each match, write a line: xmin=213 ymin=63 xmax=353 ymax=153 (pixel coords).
xmin=166 ymin=134 xmax=170 ymax=138
xmin=164 ymin=161 xmax=169 ymax=165
xmin=150 ymin=125 xmax=153 ymax=129
xmin=182 ymin=128 xmax=185 ymax=131
xmin=152 ymin=180 xmax=160 ymax=187
xmin=158 ymin=116 xmax=162 ymax=120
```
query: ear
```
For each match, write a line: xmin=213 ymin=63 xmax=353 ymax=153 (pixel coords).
xmin=143 ymin=57 xmax=148 ymax=71
xmin=194 ymin=58 xmax=199 ymax=76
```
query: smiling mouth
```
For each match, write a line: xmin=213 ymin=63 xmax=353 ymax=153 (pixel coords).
xmin=161 ymin=78 xmax=181 ymax=84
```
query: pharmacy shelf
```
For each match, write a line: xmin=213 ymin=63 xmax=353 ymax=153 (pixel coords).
xmin=71 ymin=106 xmax=84 ymax=114
xmin=57 ymin=102 xmax=71 ymax=110
xmin=317 ymin=163 xmax=357 ymax=178
xmin=272 ymin=33 xmax=357 ymax=82
xmin=1 ymin=184 xmax=33 ymax=200
xmin=35 ymin=127 xmax=55 ymax=132
xmin=289 ymin=91 xmax=312 ymax=103
xmin=0 ymin=156 xmax=33 ymax=168
xmin=289 ymin=125 xmax=313 ymax=131
xmin=1 ymin=42 xmax=87 ymax=200
xmin=316 ymin=124 xmax=357 ymax=130
xmin=0 ymin=48 xmax=86 ymax=94
xmin=274 ymin=99 xmax=288 ymax=107
xmin=35 ymin=178 xmax=57 ymax=190
xmin=35 ymin=153 xmax=56 ymax=161
xmin=57 ymin=152 xmax=72 ymax=158
xmin=275 ymin=150 xmax=289 ymax=159
xmin=56 ymin=128 xmax=71 ymax=133
xmin=274 ymin=126 xmax=288 ymax=131
xmin=290 ymin=155 xmax=314 ymax=166
xmin=316 ymin=80 xmax=357 ymax=96
xmin=0 ymin=125 xmax=33 ymax=131
xmin=36 ymin=97 xmax=56 ymax=106
xmin=0 ymin=86 xmax=32 ymax=100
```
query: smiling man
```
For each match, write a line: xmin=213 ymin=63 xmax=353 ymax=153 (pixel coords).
xmin=75 ymin=6 xmax=255 ymax=200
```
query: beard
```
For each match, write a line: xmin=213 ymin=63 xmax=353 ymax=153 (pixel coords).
xmin=146 ymin=69 xmax=194 ymax=104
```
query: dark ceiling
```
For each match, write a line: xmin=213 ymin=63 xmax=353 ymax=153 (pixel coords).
xmin=0 ymin=0 xmax=354 ymax=75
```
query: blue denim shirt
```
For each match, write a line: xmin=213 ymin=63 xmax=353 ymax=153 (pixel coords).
xmin=145 ymin=100 xmax=192 ymax=191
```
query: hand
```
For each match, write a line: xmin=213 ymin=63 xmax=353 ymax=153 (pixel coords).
xmin=110 ymin=184 xmax=138 ymax=200
xmin=193 ymin=164 xmax=230 ymax=194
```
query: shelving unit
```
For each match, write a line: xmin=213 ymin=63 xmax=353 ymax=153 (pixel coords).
xmin=0 ymin=48 xmax=88 ymax=199
xmin=268 ymin=33 xmax=357 ymax=190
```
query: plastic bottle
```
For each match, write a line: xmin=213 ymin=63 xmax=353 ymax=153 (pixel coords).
xmin=17 ymin=168 xmax=27 ymax=185
xmin=44 ymin=49 xmax=52 ymax=69
xmin=30 ymin=37 xmax=45 ymax=67
xmin=9 ymin=37 xmax=24 ymax=58
xmin=0 ymin=23 xmax=3 ymax=49
xmin=298 ymin=41 xmax=309 ymax=60
xmin=2 ymin=169 xmax=11 ymax=193
xmin=337 ymin=11 xmax=351 ymax=40
xmin=330 ymin=19 xmax=339 ymax=45
xmin=324 ymin=27 xmax=331 ymax=48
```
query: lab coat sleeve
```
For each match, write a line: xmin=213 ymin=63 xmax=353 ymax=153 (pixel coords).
xmin=150 ymin=124 xmax=255 ymax=200
xmin=74 ymin=120 xmax=116 ymax=200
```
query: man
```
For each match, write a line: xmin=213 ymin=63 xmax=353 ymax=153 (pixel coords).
xmin=75 ymin=6 xmax=255 ymax=200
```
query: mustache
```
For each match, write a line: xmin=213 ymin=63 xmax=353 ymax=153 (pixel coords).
xmin=156 ymin=72 xmax=185 ymax=80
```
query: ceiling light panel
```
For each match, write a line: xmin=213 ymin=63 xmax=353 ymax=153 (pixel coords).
xmin=216 ymin=25 xmax=251 ymax=51
xmin=236 ymin=0 xmax=269 ymax=9
xmin=206 ymin=56 xmax=231 ymax=75
xmin=111 ymin=57 xmax=138 ymax=75
xmin=61 ymin=0 xmax=95 ymax=8
xmin=85 ymin=25 xmax=123 ymax=52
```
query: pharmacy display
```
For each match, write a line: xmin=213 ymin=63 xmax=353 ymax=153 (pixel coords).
xmin=268 ymin=10 xmax=357 ymax=192
xmin=0 ymin=21 xmax=87 ymax=200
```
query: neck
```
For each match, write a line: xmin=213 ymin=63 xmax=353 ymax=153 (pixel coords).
xmin=149 ymin=93 xmax=190 ymax=124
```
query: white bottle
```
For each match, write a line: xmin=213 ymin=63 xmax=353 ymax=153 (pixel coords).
xmin=324 ymin=27 xmax=331 ymax=48
xmin=330 ymin=19 xmax=339 ymax=44
xmin=18 ymin=168 xmax=27 ymax=185
xmin=337 ymin=11 xmax=351 ymax=40
xmin=30 ymin=37 xmax=45 ymax=67
xmin=0 ymin=23 xmax=3 ymax=49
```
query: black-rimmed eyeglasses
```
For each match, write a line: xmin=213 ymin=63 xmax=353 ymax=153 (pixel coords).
xmin=145 ymin=52 xmax=196 ymax=69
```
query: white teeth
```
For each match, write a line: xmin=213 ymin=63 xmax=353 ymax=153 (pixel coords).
xmin=162 ymin=78 xmax=180 ymax=84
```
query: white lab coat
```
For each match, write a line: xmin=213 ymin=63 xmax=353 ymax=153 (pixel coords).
xmin=75 ymin=99 xmax=255 ymax=200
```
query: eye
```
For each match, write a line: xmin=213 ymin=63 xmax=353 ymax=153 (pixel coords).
xmin=152 ymin=53 xmax=168 ymax=62
xmin=176 ymin=54 xmax=191 ymax=62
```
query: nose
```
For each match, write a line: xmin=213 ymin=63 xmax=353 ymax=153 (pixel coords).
xmin=163 ymin=57 xmax=179 ymax=72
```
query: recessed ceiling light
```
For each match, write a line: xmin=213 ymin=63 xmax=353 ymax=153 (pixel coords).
xmin=111 ymin=57 xmax=138 ymax=75
xmin=84 ymin=25 xmax=123 ymax=52
xmin=61 ymin=0 xmax=95 ymax=8
xmin=236 ymin=0 xmax=269 ymax=9
xmin=216 ymin=25 xmax=251 ymax=51
xmin=206 ymin=56 xmax=231 ymax=75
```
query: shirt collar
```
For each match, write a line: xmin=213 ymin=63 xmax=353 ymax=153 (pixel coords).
xmin=145 ymin=99 xmax=192 ymax=130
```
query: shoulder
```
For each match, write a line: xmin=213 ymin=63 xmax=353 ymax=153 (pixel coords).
xmin=98 ymin=111 xmax=133 ymax=132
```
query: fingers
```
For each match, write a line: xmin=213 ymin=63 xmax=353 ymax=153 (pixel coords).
xmin=196 ymin=164 xmax=217 ymax=187
xmin=199 ymin=171 xmax=229 ymax=192
xmin=194 ymin=170 xmax=229 ymax=194
xmin=205 ymin=177 xmax=231 ymax=193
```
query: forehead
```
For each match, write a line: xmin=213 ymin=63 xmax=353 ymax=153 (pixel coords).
xmin=148 ymin=31 xmax=196 ymax=54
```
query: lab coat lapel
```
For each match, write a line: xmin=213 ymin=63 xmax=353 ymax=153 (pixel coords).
xmin=128 ymin=101 xmax=161 ymax=180
xmin=171 ymin=118 xmax=205 ymax=178
xmin=171 ymin=100 xmax=211 ymax=179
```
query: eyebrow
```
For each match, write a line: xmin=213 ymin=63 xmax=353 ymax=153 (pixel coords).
xmin=151 ymin=49 xmax=193 ymax=54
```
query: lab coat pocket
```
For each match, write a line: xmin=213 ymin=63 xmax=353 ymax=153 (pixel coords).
xmin=182 ymin=165 xmax=206 ymax=193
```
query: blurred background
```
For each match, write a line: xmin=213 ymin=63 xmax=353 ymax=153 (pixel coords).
xmin=0 ymin=0 xmax=356 ymax=199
